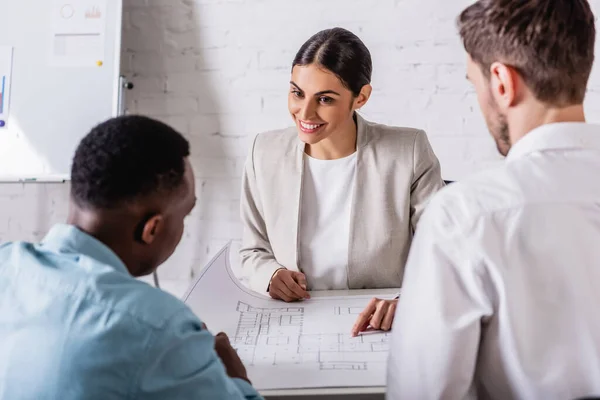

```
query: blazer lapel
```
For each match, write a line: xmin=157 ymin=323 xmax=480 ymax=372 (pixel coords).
xmin=287 ymin=138 xmax=305 ymax=270
xmin=347 ymin=113 xmax=369 ymax=287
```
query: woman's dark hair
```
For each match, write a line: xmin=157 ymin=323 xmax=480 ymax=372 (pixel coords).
xmin=292 ymin=27 xmax=372 ymax=96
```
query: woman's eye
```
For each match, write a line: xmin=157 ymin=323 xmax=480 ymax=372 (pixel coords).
xmin=291 ymin=90 xmax=303 ymax=97
xmin=319 ymin=96 xmax=333 ymax=104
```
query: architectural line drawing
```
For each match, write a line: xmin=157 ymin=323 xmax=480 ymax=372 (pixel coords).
xmin=183 ymin=243 xmax=395 ymax=389
xmin=232 ymin=301 xmax=390 ymax=371
xmin=333 ymin=306 xmax=364 ymax=315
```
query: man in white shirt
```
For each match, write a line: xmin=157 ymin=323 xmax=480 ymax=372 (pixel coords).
xmin=387 ymin=0 xmax=600 ymax=399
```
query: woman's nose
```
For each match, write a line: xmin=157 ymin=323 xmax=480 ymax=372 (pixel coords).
xmin=297 ymin=100 xmax=317 ymax=120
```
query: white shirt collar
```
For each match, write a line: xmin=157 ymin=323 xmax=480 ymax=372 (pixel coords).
xmin=506 ymin=122 xmax=600 ymax=162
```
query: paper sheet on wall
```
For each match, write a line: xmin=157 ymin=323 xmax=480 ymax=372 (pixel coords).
xmin=183 ymin=244 xmax=390 ymax=391
xmin=50 ymin=0 xmax=108 ymax=67
xmin=0 ymin=46 xmax=13 ymax=129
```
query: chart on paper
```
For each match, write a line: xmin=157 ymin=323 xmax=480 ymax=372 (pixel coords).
xmin=183 ymin=244 xmax=391 ymax=390
xmin=50 ymin=0 xmax=108 ymax=67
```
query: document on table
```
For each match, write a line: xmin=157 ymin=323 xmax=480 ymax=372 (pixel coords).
xmin=183 ymin=243 xmax=390 ymax=390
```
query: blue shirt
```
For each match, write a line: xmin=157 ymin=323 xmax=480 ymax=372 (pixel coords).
xmin=0 ymin=224 xmax=263 ymax=400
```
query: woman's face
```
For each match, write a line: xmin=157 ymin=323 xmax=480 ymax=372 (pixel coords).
xmin=288 ymin=64 xmax=362 ymax=145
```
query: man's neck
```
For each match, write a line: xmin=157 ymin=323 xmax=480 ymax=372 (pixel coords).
xmin=67 ymin=206 xmax=137 ymax=275
xmin=509 ymin=104 xmax=586 ymax=145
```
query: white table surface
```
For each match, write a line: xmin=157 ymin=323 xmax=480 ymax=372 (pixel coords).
xmin=258 ymin=288 xmax=399 ymax=399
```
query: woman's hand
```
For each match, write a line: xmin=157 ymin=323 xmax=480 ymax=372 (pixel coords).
xmin=351 ymin=297 xmax=398 ymax=336
xmin=268 ymin=269 xmax=311 ymax=302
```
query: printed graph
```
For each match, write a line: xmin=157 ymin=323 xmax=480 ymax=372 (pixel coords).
xmin=0 ymin=45 xmax=12 ymax=120
xmin=0 ymin=75 xmax=5 ymax=114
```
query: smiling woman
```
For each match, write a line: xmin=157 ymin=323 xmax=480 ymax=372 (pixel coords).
xmin=239 ymin=27 xmax=446 ymax=332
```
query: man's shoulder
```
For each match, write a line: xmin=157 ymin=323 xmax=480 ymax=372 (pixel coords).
xmin=0 ymin=240 xmax=32 ymax=256
xmin=425 ymin=163 xmax=522 ymax=225
xmin=0 ymin=240 xmax=43 ymax=274
xmin=100 ymin=275 xmax=198 ymax=330
xmin=0 ymin=241 xmax=198 ymax=331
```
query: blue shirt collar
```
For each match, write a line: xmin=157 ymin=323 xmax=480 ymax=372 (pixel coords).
xmin=41 ymin=224 xmax=130 ymax=276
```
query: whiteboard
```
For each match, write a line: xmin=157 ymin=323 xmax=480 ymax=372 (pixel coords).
xmin=0 ymin=0 xmax=123 ymax=182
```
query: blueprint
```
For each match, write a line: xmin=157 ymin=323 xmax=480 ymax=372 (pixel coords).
xmin=182 ymin=243 xmax=391 ymax=390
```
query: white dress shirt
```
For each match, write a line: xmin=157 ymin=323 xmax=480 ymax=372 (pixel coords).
xmin=387 ymin=122 xmax=600 ymax=400
xmin=299 ymin=152 xmax=356 ymax=290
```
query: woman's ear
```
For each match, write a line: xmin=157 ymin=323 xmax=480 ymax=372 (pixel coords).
xmin=354 ymin=84 xmax=372 ymax=110
xmin=138 ymin=214 xmax=164 ymax=245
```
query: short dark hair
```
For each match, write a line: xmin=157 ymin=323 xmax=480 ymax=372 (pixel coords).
xmin=70 ymin=115 xmax=190 ymax=209
xmin=292 ymin=27 xmax=372 ymax=96
xmin=458 ymin=0 xmax=596 ymax=106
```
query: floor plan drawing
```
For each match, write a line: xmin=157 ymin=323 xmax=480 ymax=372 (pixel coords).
xmin=232 ymin=301 xmax=390 ymax=372
xmin=334 ymin=306 xmax=364 ymax=315
xmin=183 ymin=243 xmax=400 ymax=390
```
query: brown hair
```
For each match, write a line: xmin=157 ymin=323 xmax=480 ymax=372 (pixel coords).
xmin=458 ymin=0 xmax=596 ymax=106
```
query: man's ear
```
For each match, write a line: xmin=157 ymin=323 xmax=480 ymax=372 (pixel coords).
xmin=490 ymin=62 xmax=519 ymax=109
xmin=137 ymin=214 xmax=164 ymax=245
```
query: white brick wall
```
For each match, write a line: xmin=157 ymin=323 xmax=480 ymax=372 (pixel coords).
xmin=2 ymin=0 xmax=600 ymax=297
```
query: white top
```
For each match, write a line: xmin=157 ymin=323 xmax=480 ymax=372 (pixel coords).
xmin=299 ymin=152 xmax=357 ymax=290
xmin=387 ymin=122 xmax=600 ymax=400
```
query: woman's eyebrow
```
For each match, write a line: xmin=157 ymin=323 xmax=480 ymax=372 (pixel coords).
xmin=290 ymin=81 xmax=340 ymax=96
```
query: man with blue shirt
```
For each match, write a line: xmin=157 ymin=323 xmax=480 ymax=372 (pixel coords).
xmin=0 ymin=116 xmax=262 ymax=399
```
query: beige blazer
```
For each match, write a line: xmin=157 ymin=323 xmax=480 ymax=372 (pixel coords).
xmin=240 ymin=113 xmax=445 ymax=293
